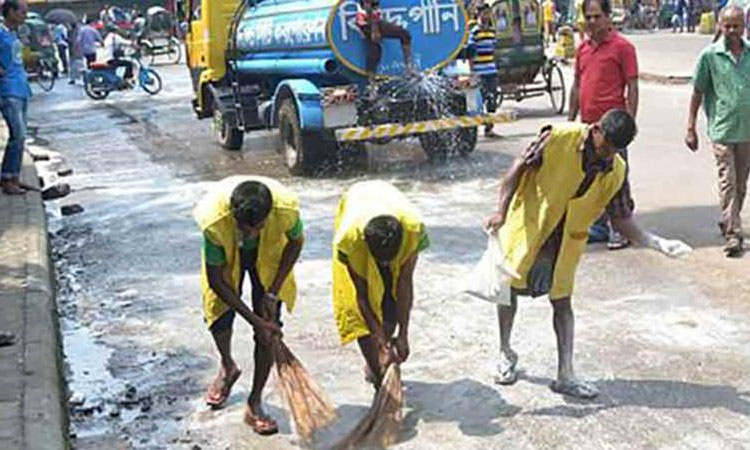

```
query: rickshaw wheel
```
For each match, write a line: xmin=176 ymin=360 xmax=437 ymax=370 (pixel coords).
xmin=544 ymin=60 xmax=566 ymax=115
xmin=167 ymin=37 xmax=182 ymax=65
xmin=36 ymin=59 xmax=55 ymax=92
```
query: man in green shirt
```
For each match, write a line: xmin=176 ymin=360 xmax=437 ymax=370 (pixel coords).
xmin=686 ymin=5 xmax=750 ymax=257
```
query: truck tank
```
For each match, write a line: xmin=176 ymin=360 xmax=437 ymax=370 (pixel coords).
xmin=231 ymin=0 xmax=470 ymax=88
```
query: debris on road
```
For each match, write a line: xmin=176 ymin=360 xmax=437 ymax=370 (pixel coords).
xmin=61 ymin=204 xmax=84 ymax=216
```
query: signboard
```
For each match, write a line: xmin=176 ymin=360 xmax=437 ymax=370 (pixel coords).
xmin=327 ymin=0 xmax=470 ymax=77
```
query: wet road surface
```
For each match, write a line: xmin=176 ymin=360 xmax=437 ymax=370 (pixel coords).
xmin=31 ymin=62 xmax=750 ymax=449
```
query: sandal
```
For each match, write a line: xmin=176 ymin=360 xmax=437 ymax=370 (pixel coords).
xmin=494 ymin=351 xmax=518 ymax=385
xmin=244 ymin=406 xmax=279 ymax=435
xmin=550 ymin=379 xmax=599 ymax=399
xmin=0 ymin=332 xmax=16 ymax=347
xmin=205 ymin=365 xmax=242 ymax=409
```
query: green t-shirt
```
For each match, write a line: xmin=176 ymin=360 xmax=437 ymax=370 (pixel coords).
xmin=692 ymin=38 xmax=750 ymax=144
xmin=204 ymin=218 xmax=303 ymax=266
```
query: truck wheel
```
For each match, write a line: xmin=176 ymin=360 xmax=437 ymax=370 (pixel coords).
xmin=336 ymin=142 xmax=368 ymax=171
xmin=213 ymin=109 xmax=244 ymax=150
xmin=277 ymin=99 xmax=323 ymax=175
xmin=456 ymin=127 xmax=478 ymax=157
xmin=418 ymin=131 xmax=450 ymax=163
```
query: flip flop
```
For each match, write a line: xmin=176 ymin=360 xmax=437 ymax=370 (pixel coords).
xmin=205 ymin=366 xmax=242 ymax=409
xmin=550 ymin=380 xmax=599 ymax=399
xmin=0 ymin=332 xmax=16 ymax=347
xmin=494 ymin=352 xmax=518 ymax=385
xmin=244 ymin=407 xmax=279 ymax=436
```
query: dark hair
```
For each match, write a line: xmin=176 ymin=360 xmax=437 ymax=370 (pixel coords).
xmin=364 ymin=215 xmax=403 ymax=262
xmin=2 ymin=0 xmax=20 ymax=18
xmin=230 ymin=181 xmax=273 ymax=227
xmin=583 ymin=0 xmax=611 ymax=16
xmin=600 ymin=109 xmax=637 ymax=149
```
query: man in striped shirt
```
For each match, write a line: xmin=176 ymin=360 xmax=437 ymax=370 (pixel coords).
xmin=468 ymin=3 xmax=500 ymax=138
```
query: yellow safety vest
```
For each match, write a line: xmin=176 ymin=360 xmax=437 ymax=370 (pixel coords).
xmin=194 ymin=176 xmax=300 ymax=328
xmin=332 ymin=181 xmax=424 ymax=345
xmin=499 ymin=123 xmax=626 ymax=299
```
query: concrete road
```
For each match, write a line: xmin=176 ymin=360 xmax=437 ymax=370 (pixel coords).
xmin=33 ymin=46 xmax=750 ymax=450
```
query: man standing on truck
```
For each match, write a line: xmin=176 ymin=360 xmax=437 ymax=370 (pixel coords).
xmin=356 ymin=0 xmax=414 ymax=76
xmin=468 ymin=2 xmax=500 ymax=138
xmin=332 ymin=180 xmax=429 ymax=389
xmin=195 ymin=176 xmax=304 ymax=435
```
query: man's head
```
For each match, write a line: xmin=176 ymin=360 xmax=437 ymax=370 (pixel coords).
xmin=583 ymin=0 xmax=611 ymax=42
xmin=592 ymin=109 xmax=637 ymax=157
xmin=2 ymin=0 xmax=28 ymax=27
xmin=360 ymin=0 xmax=381 ymax=11
xmin=478 ymin=3 xmax=491 ymax=21
xmin=364 ymin=215 xmax=403 ymax=263
xmin=719 ymin=5 xmax=745 ymax=46
xmin=230 ymin=181 xmax=273 ymax=235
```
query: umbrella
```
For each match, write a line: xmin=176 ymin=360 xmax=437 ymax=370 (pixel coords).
xmin=44 ymin=8 xmax=78 ymax=25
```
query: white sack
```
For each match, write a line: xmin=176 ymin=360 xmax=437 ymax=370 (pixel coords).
xmin=461 ymin=232 xmax=518 ymax=306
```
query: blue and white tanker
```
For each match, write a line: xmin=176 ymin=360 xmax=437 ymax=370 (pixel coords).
xmin=185 ymin=0 xmax=511 ymax=175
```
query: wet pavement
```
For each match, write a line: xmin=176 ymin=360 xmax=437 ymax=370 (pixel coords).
xmin=31 ymin=58 xmax=750 ymax=450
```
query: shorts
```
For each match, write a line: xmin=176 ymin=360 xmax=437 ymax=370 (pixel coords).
xmin=209 ymin=248 xmax=283 ymax=335
xmin=512 ymin=255 xmax=555 ymax=299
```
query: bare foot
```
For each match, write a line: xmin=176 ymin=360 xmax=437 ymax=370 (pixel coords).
xmin=1 ymin=181 xmax=26 ymax=195
xmin=550 ymin=379 xmax=599 ymax=399
xmin=494 ymin=349 xmax=518 ymax=385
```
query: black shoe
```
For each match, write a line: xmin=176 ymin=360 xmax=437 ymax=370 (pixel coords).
xmin=724 ymin=236 xmax=744 ymax=258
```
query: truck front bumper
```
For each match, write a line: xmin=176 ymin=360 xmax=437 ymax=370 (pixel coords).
xmin=334 ymin=112 xmax=516 ymax=142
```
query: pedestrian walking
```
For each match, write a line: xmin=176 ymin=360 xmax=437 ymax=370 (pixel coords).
xmin=686 ymin=6 xmax=750 ymax=257
xmin=332 ymin=180 xmax=428 ymax=389
xmin=544 ymin=0 xmax=557 ymax=45
xmin=68 ymin=23 xmax=83 ymax=85
xmin=77 ymin=17 xmax=102 ymax=69
xmin=568 ymin=0 xmax=690 ymax=257
xmin=0 ymin=0 xmax=33 ymax=196
xmin=194 ymin=176 xmax=303 ymax=435
xmin=53 ymin=22 xmax=69 ymax=74
xmin=468 ymin=3 xmax=500 ymax=138
xmin=485 ymin=110 xmax=638 ymax=400
xmin=672 ymin=0 xmax=687 ymax=33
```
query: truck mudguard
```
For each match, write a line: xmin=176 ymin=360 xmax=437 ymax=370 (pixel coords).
xmin=271 ymin=79 xmax=325 ymax=131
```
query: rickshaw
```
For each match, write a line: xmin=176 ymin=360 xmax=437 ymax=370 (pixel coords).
xmin=136 ymin=7 xmax=181 ymax=65
xmin=491 ymin=0 xmax=566 ymax=114
xmin=18 ymin=17 xmax=58 ymax=91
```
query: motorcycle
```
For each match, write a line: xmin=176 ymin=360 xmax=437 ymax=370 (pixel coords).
xmin=83 ymin=49 xmax=163 ymax=100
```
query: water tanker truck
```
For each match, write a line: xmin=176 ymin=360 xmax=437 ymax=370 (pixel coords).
xmin=184 ymin=0 xmax=511 ymax=175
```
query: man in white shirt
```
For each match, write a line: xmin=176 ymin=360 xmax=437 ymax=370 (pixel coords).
xmin=102 ymin=25 xmax=134 ymax=86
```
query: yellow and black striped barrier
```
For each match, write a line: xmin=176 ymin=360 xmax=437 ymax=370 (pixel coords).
xmin=335 ymin=112 xmax=516 ymax=142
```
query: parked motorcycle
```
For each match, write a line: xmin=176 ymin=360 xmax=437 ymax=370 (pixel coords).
xmin=83 ymin=50 xmax=163 ymax=100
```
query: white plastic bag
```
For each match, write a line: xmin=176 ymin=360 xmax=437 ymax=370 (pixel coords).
xmin=461 ymin=232 xmax=518 ymax=306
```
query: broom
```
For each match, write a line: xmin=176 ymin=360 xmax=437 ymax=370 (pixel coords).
xmin=265 ymin=295 xmax=337 ymax=441
xmin=332 ymin=347 xmax=405 ymax=449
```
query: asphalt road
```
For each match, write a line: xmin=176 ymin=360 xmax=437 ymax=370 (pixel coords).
xmin=32 ymin=47 xmax=750 ymax=450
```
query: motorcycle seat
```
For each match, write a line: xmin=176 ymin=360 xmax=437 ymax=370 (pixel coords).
xmin=89 ymin=62 xmax=111 ymax=69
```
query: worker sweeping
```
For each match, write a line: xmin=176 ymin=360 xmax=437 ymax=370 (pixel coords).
xmin=332 ymin=180 xmax=429 ymax=389
xmin=194 ymin=175 xmax=304 ymax=435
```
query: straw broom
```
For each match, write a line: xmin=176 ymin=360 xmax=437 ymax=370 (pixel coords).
xmin=332 ymin=351 xmax=405 ymax=449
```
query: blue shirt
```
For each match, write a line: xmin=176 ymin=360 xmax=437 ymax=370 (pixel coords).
xmin=0 ymin=24 xmax=31 ymax=100
xmin=77 ymin=25 xmax=101 ymax=56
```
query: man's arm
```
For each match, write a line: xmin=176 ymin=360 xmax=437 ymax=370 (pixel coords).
xmin=626 ymin=78 xmax=639 ymax=120
xmin=267 ymin=235 xmax=304 ymax=297
xmin=345 ymin=262 xmax=386 ymax=345
xmin=685 ymin=88 xmax=703 ymax=151
xmin=610 ymin=216 xmax=692 ymax=257
xmin=206 ymin=262 xmax=280 ymax=334
xmin=567 ymin=70 xmax=580 ymax=121
xmin=394 ymin=252 xmax=418 ymax=362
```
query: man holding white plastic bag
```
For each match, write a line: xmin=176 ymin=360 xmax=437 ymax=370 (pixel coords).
xmin=483 ymin=110 xmax=691 ymax=400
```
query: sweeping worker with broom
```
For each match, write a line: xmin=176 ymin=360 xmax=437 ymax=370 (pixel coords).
xmin=194 ymin=175 xmax=304 ymax=435
xmin=332 ymin=180 xmax=429 ymax=389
